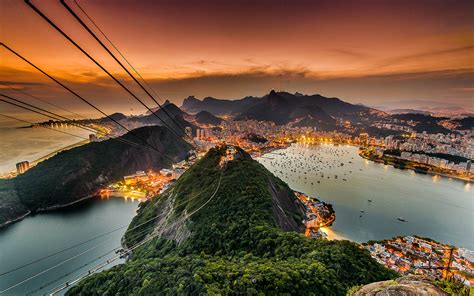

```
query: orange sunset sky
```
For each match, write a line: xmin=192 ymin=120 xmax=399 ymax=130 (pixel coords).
xmin=1 ymin=0 xmax=473 ymax=117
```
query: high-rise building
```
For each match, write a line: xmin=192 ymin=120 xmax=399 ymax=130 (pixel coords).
xmin=185 ymin=126 xmax=192 ymax=139
xmin=16 ymin=161 xmax=30 ymax=174
xmin=384 ymin=135 xmax=394 ymax=148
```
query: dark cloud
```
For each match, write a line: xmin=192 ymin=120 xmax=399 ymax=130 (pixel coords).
xmin=0 ymin=81 xmax=44 ymax=86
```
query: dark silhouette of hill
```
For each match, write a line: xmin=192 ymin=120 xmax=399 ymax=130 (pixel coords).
xmin=194 ymin=110 xmax=223 ymax=125
xmin=0 ymin=126 xmax=192 ymax=226
xmin=181 ymin=95 xmax=259 ymax=115
xmin=390 ymin=114 xmax=451 ymax=134
xmin=182 ymin=91 xmax=382 ymax=127
xmin=452 ymin=116 xmax=474 ymax=130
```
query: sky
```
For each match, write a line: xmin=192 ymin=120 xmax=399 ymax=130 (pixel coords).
xmin=0 ymin=0 xmax=473 ymax=119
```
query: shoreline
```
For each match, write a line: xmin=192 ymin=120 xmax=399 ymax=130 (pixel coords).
xmin=257 ymin=142 xmax=472 ymax=248
xmin=0 ymin=210 xmax=32 ymax=228
xmin=0 ymin=195 xmax=95 ymax=229
xmin=0 ymin=136 xmax=90 ymax=179
xmin=359 ymin=151 xmax=473 ymax=183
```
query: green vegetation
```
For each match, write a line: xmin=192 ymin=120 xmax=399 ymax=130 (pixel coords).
xmin=0 ymin=126 xmax=191 ymax=226
xmin=69 ymin=146 xmax=397 ymax=295
xmin=0 ymin=179 xmax=28 ymax=226
xmin=435 ymin=279 xmax=473 ymax=296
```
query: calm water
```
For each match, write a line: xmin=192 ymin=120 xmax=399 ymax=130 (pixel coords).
xmin=258 ymin=143 xmax=473 ymax=249
xmin=0 ymin=197 xmax=139 ymax=295
xmin=0 ymin=122 xmax=91 ymax=174
xmin=0 ymin=143 xmax=472 ymax=295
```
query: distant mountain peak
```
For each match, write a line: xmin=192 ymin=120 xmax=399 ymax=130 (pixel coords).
xmin=194 ymin=110 xmax=223 ymax=125
xmin=181 ymin=90 xmax=383 ymax=127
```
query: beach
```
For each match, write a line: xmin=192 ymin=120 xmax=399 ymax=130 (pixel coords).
xmin=0 ymin=123 xmax=92 ymax=176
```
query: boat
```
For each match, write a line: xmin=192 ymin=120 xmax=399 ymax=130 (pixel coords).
xmin=368 ymin=199 xmax=372 ymax=202
xmin=397 ymin=217 xmax=407 ymax=222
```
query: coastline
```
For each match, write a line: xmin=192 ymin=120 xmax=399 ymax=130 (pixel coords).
xmin=0 ymin=195 xmax=95 ymax=229
xmin=257 ymin=142 xmax=473 ymax=248
xmin=359 ymin=151 xmax=473 ymax=183
xmin=36 ymin=194 xmax=95 ymax=213
xmin=0 ymin=136 xmax=90 ymax=179
xmin=0 ymin=210 xmax=32 ymax=229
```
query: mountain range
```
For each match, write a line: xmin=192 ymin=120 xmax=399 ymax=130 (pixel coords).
xmin=181 ymin=90 xmax=385 ymax=129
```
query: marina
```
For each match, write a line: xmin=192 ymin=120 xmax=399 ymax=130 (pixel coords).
xmin=258 ymin=143 xmax=473 ymax=249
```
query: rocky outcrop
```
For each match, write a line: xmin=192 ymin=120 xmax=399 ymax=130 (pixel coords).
xmin=352 ymin=275 xmax=449 ymax=296
xmin=268 ymin=179 xmax=305 ymax=232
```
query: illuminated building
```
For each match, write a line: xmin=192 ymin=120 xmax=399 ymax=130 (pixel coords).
xmin=16 ymin=161 xmax=30 ymax=174
xmin=195 ymin=128 xmax=211 ymax=140
xmin=124 ymin=171 xmax=148 ymax=185
xmin=159 ymin=169 xmax=173 ymax=177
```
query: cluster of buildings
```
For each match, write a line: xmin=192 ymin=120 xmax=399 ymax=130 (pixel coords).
xmin=377 ymin=132 xmax=474 ymax=174
xmin=218 ymin=145 xmax=239 ymax=169
xmin=372 ymin=122 xmax=415 ymax=133
xmin=103 ymin=167 xmax=186 ymax=199
xmin=195 ymin=128 xmax=212 ymax=140
xmin=384 ymin=132 xmax=473 ymax=160
xmin=294 ymin=191 xmax=335 ymax=239
xmin=398 ymin=152 xmax=471 ymax=173
xmin=364 ymin=236 xmax=474 ymax=286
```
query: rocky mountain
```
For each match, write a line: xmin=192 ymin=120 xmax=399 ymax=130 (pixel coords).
xmin=68 ymin=145 xmax=397 ymax=295
xmin=134 ymin=103 xmax=187 ymax=128
xmin=350 ymin=275 xmax=464 ymax=296
xmin=0 ymin=125 xmax=192 ymax=227
xmin=181 ymin=91 xmax=384 ymax=128
xmin=181 ymin=95 xmax=259 ymax=115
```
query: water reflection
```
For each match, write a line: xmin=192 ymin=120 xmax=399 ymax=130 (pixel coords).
xmin=259 ymin=144 xmax=473 ymax=249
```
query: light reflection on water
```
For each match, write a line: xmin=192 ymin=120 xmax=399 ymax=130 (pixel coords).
xmin=0 ymin=124 xmax=92 ymax=173
xmin=0 ymin=197 xmax=139 ymax=295
xmin=258 ymin=143 xmax=473 ymax=249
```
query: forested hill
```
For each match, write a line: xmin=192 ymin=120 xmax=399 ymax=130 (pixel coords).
xmin=68 ymin=146 xmax=397 ymax=295
xmin=0 ymin=126 xmax=192 ymax=227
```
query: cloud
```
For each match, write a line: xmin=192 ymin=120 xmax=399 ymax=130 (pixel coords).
xmin=0 ymin=80 xmax=44 ymax=86
xmin=376 ymin=46 xmax=474 ymax=69
xmin=328 ymin=49 xmax=369 ymax=59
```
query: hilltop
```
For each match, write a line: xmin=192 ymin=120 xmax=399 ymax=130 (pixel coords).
xmin=193 ymin=110 xmax=223 ymax=125
xmin=68 ymin=146 xmax=397 ymax=295
xmin=0 ymin=125 xmax=192 ymax=227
